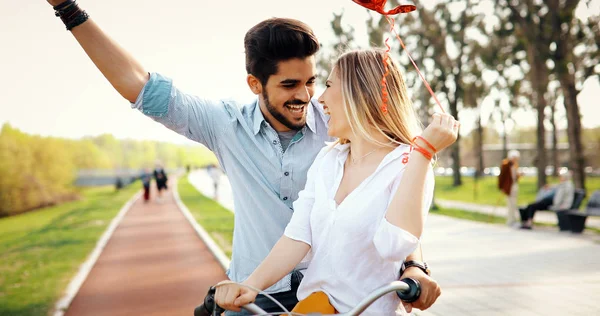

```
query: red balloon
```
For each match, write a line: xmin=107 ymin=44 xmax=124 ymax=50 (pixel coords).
xmin=352 ymin=0 xmax=416 ymax=15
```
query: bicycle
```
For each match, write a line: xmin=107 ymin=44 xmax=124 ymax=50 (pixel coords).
xmin=194 ymin=277 xmax=421 ymax=316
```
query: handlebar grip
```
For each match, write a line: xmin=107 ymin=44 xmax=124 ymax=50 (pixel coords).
xmin=396 ymin=278 xmax=421 ymax=303
xmin=193 ymin=304 xmax=211 ymax=316
xmin=194 ymin=286 xmax=225 ymax=316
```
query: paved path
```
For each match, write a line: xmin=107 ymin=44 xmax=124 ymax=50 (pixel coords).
xmin=189 ymin=170 xmax=600 ymax=316
xmin=64 ymin=181 xmax=227 ymax=316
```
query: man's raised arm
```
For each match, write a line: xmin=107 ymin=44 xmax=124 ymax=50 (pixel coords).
xmin=47 ymin=0 xmax=148 ymax=102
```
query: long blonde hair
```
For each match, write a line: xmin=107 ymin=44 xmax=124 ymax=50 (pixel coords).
xmin=333 ymin=49 xmax=422 ymax=147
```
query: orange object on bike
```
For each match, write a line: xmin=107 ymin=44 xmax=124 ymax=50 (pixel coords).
xmin=291 ymin=291 xmax=338 ymax=314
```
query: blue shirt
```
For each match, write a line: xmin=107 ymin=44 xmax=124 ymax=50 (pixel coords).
xmin=132 ymin=73 xmax=332 ymax=293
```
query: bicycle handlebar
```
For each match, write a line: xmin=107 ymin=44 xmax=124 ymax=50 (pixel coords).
xmin=194 ymin=278 xmax=421 ymax=316
xmin=193 ymin=285 xmax=265 ymax=316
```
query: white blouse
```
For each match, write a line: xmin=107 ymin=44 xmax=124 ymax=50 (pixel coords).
xmin=284 ymin=142 xmax=435 ymax=315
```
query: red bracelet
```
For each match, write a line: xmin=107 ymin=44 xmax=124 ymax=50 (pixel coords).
xmin=413 ymin=136 xmax=437 ymax=153
xmin=412 ymin=144 xmax=433 ymax=160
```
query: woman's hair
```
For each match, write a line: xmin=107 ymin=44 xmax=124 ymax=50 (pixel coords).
xmin=333 ymin=49 xmax=422 ymax=147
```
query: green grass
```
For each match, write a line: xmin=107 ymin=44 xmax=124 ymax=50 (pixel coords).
xmin=435 ymin=176 xmax=600 ymax=207
xmin=431 ymin=205 xmax=600 ymax=234
xmin=0 ymin=184 xmax=140 ymax=316
xmin=178 ymin=175 xmax=234 ymax=258
xmin=430 ymin=207 xmax=506 ymax=224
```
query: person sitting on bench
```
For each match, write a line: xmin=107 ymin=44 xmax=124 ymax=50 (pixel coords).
xmin=520 ymin=171 xmax=574 ymax=229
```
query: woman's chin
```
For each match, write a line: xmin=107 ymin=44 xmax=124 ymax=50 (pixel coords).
xmin=327 ymin=124 xmax=349 ymax=139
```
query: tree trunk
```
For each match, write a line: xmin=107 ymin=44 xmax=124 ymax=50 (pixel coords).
xmin=529 ymin=47 xmax=548 ymax=190
xmin=535 ymin=100 xmax=547 ymax=190
xmin=476 ymin=113 xmax=485 ymax=177
xmin=450 ymin=98 xmax=462 ymax=186
xmin=501 ymin=107 xmax=508 ymax=160
xmin=550 ymin=102 xmax=559 ymax=177
xmin=559 ymin=77 xmax=586 ymax=190
xmin=551 ymin=4 xmax=587 ymax=191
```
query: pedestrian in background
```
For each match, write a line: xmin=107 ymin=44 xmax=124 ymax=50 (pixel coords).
xmin=498 ymin=150 xmax=521 ymax=226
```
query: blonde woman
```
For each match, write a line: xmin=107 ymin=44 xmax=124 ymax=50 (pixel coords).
xmin=215 ymin=49 xmax=459 ymax=315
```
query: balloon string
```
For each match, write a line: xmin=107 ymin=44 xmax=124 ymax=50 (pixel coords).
xmin=381 ymin=37 xmax=391 ymax=114
xmin=385 ymin=15 xmax=445 ymax=113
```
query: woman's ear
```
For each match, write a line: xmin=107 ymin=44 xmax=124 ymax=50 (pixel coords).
xmin=247 ymin=75 xmax=262 ymax=95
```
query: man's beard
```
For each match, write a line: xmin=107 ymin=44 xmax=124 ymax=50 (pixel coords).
xmin=262 ymin=90 xmax=307 ymax=131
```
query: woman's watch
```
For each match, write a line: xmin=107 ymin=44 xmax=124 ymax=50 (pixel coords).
xmin=401 ymin=260 xmax=431 ymax=276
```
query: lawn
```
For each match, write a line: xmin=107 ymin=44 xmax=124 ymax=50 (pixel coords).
xmin=177 ymin=175 xmax=234 ymax=258
xmin=0 ymin=184 xmax=140 ymax=316
xmin=434 ymin=175 xmax=600 ymax=207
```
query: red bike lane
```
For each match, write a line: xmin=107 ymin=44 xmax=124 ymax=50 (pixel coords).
xmin=65 ymin=183 xmax=227 ymax=316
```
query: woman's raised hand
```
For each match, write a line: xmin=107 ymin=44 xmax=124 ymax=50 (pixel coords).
xmin=418 ymin=113 xmax=459 ymax=153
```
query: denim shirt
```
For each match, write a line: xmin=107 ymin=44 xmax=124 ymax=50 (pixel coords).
xmin=131 ymin=73 xmax=332 ymax=293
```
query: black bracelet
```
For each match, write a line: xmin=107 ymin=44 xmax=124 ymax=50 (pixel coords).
xmin=53 ymin=0 xmax=75 ymax=11
xmin=53 ymin=0 xmax=89 ymax=31
xmin=66 ymin=10 xmax=89 ymax=31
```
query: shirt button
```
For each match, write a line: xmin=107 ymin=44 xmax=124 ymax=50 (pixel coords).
xmin=284 ymin=172 xmax=289 ymax=176
xmin=283 ymin=197 xmax=288 ymax=201
xmin=273 ymin=140 xmax=278 ymax=145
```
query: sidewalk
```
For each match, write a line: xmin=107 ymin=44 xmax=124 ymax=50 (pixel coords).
xmin=64 ymin=181 xmax=227 ymax=316
xmin=189 ymin=170 xmax=600 ymax=316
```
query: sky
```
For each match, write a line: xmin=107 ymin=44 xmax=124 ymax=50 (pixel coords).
xmin=1 ymin=0 xmax=599 ymax=145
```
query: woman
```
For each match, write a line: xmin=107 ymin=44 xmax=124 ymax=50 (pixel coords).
xmin=498 ymin=150 xmax=520 ymax=226
xmin=215 ymin=49 xmax=458 ymax=315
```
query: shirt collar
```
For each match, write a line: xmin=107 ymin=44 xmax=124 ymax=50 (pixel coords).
xmin=252 ymin=99 xmax=318 ymax=135
xmin=330 ymin=142 xmax=412 ymax=167
xmin=252 ymin=100 xmax=266 ymax=135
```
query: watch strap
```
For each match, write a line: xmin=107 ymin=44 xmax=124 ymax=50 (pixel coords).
xmin=402 ymin=260 xmax=431 ymax=276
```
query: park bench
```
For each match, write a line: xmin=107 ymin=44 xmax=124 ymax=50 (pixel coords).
xmin=565 ymin=190 xmax=600 ymax=233
xmin=555 ymin=189 xmax=586 ymax=231
xmin=520 ymin=187 xmax=586 ymax=231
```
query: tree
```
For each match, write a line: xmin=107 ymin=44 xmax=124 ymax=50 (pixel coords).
xmin=549 ymin=0 xmax=599 ymax=190
xmin=498 ymin=0 xmax=556 ymax=189
xmin=402 ymin=0 xmax=490 ymax=185
xmin=479 ymin=5 xmax=531 ymax=166
xmin=316 ymin=11 xmax=356 ymax=86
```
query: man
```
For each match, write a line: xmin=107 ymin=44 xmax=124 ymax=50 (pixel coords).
xmin=46 ymin=1 xmax=441 ymax=313
xmin=153 ymin=162 xmax=168 ymax=201
xmin=498 ymin=150 xmax=520 ymax=227
xmin=520 ymin=171 xmax=574 ymax=229
xmin=206 ymin=163 xmax=223 ymax=199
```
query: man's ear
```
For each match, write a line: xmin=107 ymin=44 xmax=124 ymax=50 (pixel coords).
xmin=247 ymin=75 xmax=263 ymax=95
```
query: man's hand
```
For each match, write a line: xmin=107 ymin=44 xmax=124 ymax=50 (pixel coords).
xmin=214 ymin=281 xmax=258 ymax=312
xmin=400 ymin=267 xmax=441 ymax=312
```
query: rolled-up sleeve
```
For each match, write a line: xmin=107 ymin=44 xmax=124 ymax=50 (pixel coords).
xmin=284 ymin=147 xmax=328 ymax=246
xmin=373 ymin=218 xmax=419 ymax=262
xmin=373 ymin=165 xmax=435 ymax=261
xmin=131 ymin=72 xmax=229 ymax=151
